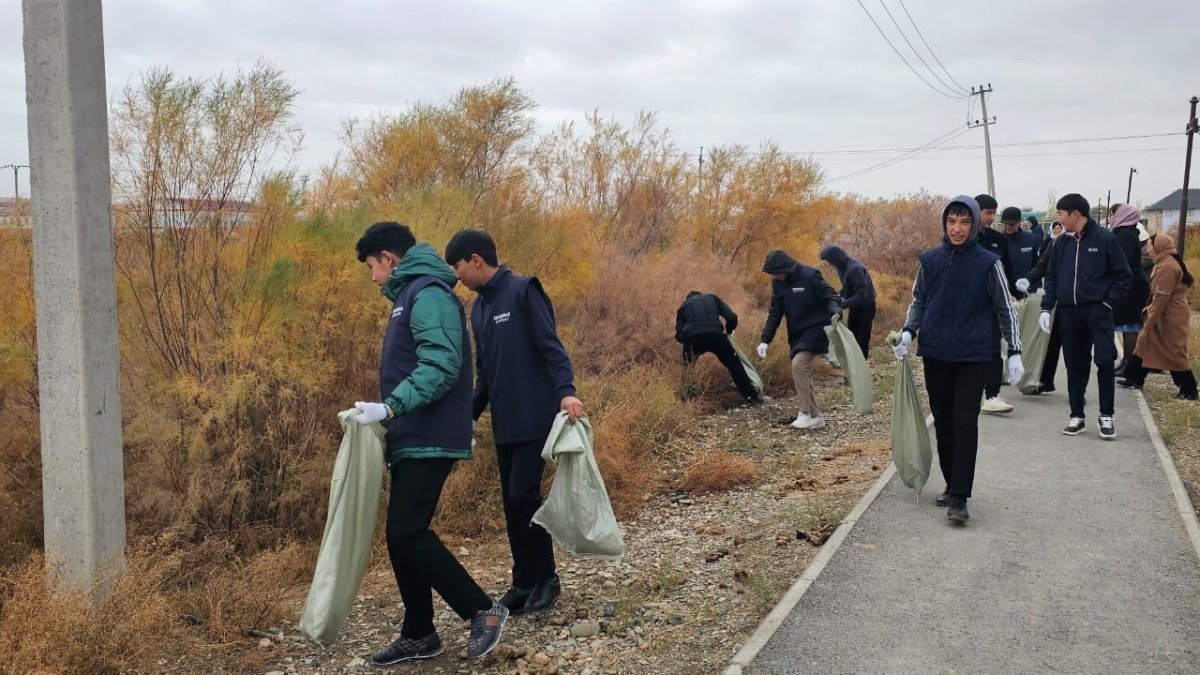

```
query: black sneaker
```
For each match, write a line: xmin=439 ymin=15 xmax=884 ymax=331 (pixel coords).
xmin=1063 ymin=417 xmax=1085 ymax=436
xmin=498 ymin=586 xmax=532 ymax=614
xmin=1098 ymin=416 xmax=1116 ymax=440
xmin=947 ymin=496 xmax=969 ymax=524
xmin=745 ymin=395 xmax=766 ymax=407
xmin=1176 ymin=390 xmax=1200 ymax=401
xmin=935 ymin=492 xmax=952 ymax=507
xmin=1117 ymin=379 xmax=1141 ymax=390
xmin=523 ymin=575 xmax=562 ymax=613
xmin=1025 ymin=384 xmax=1055 ymax=396
xmin=466 ymin=602 xmax=508 ymax=659
xmin=370 ymin=632 xmax=444 ymax=666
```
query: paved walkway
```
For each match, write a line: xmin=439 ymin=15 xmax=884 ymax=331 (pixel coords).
xmin=744 ymin=369 xmax=1200 ymax=674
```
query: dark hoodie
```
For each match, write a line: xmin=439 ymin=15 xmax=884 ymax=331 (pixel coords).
xmin=903 ymin=196 xmax=1021 ymax=363
xmin=676 ymin=291 xmax=738 ymax=342
xmin=818 ymin=245 xmax=876 ymax=310
xmin=760 ymin=250 xmax=842 ymax=356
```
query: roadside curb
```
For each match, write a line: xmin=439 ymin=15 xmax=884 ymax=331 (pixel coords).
xmin=722 ymin=414 xmax=930 ymax=675
xmin=1135 ymin=391 xmax=1200 ymax=563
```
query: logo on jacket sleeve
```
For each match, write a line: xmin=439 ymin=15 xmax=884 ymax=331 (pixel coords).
xmin=1087 ymin=247 xmax=1099 ymax=253
xmin=791 ymin=287 xmax=806 ymax=293
xmin=391 ymin=306 xmax=405 ymax=318
xmin=493 ymin=311 xmax=511 ymax=325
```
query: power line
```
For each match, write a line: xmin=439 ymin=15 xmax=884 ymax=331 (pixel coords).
xmin=826 ymin=124 xmax=971 ymax=182
xmin=898 ymin=0 xmax=971 ymax=96
xmin=853 ymin=0 xmax=967 ymax=99
xmin=732 ymin=132 xmax=1184 ymax=157
xmin=877 ymin=0 xmax=967 ymax=98
xmin=816 ymin=146 xmax=1181 ymax=161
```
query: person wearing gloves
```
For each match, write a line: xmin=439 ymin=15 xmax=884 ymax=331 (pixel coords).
xmin=894 ymin=196 xmax=1022 ymax=524
xmin=443 ymin=229 xmax=583 ymax=617
xmin=819 ymin=245 xmax=877 ymax=358
xmin=1107 ymin=204 xmax=1151 ymax=376
xmin=675 ymin=290 xmax=765 ymax=406
xmin=1039 ymin=194 xmax=1132 ymax=439
xmin=974 ymin=194 xmax=1020 ymax=415
xmin=351 ymin=222 xmax=508 ymax=665
xmin=1018 ymin=221 xmax=1066 ymax=394
xmin=1002 ymin=206 xmax=1042 ymax=293
xmin=758 ymin=249 xmax=843 ymax=430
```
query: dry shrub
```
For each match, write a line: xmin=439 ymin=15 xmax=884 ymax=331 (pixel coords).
xmin=0 ymin=550 xmax=179 ymax=675
xmin=682 ymin=451 xmax=757 ymax=494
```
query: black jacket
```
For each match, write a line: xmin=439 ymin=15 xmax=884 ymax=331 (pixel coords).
xmin=1027 ymin=235 xmax=1061 ymax=292
xmin=471 ymin=266 xmax=576 ymax=444
xmin=676 ymin=291 xmax=737 ymax=343
xmin=1005 ymin=228 xmax=1043 ymax=283
xmin=977 ymin=227 xmax=1019 ymax=296
xmin=1111 ymin=225 xmax=1151 ymax=325
xmin=760 ymin=250 xmax=842 ymax=356
xmin=819 ymin=245 xmax=876 ymax=310
xmin=1040 ymin=220 xmax=1133 ymax=312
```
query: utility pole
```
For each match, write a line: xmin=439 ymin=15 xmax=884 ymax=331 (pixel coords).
xmin=1179 ymin=96 xmax=1198 ymax=256
xmin=968 ymin=84 xmax=997 ymax=197
xmin=23 ymin=0 xmax=125 ymax=599
xmin=1 ymin=163 xmax=30 ymax=201
xmin=1127 ymin=167 xmax=1137 ymax=203
xmin=1106 ymin=191 xmax=1112 ymax=224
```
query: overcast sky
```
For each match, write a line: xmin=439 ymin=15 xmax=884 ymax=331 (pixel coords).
xmin=2 ymin=0 xmax=1197 ymax=212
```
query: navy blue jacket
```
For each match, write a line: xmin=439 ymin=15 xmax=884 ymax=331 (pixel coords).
xmin=676 ymin=291 xmax=737 ymax=342
xmin=760 ymin=250 xmax=842 ymax=357
xmin=904 ymin=196 xmax=1021 ymax=363
xmin=1040 ymin=219 xmax=1133 ymax=312
xmin=819 ymin=245 xmax=876 ymax=310
xmin=1004 ymin=228 xmax=1043 ymax=284
xmin=472 ymin=266 xmax=577 ymax=444
xmin=977 ymin=227 xmax=1019 ymax=296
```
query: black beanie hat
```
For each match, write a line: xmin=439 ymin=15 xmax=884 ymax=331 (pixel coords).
xmin=974 ymin=194 xmax=998 ymax=210
xmin=1001 ymin=206 xmax=1023 ymax=224
xmin=1056 ymin=193 xmax=1090 ymax=216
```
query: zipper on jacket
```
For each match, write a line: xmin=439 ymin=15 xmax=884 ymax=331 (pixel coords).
xmin=1072 ymin=232 xmax=1081 ymax=305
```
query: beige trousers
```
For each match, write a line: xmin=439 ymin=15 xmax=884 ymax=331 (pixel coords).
xmin=791 ymin=351 xmax=821 ymax=418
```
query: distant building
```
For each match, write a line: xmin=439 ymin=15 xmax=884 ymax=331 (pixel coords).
xmin=1144 ymin=189 xmax=1200 ymax=235
xmin=0 ymin=197 xmax=31 ymax=228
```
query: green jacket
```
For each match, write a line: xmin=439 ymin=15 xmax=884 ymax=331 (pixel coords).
xmin=380 ymin=243 xmax=473 ymax=462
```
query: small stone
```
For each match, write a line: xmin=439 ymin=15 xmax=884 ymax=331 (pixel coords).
xmin=458 ymin=546 xmax=470 ymax=556
xmin=576 ymin=607 xmax=590 ymax=619
xmin=258 ymin=638 xmax=273 ymax=649
xmin=667 ymin=615 xmax=684 ymax=625
xmin=570 ymin=620 xmax=600 ymax=638
xmin=266 ymin=671 xmax=285 ymax=675
xmin=598 ymin=603 xmax=616 ymax=618
xmin=534 ymin=652 xmax=552 ymax=665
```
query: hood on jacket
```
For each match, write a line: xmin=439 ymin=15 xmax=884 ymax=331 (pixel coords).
xmin=383 ymin=242 xmax=459 ymax=301
xmin=818 ymin=245 xmax=850 ymax=270
xmin=763 ymin=249 xmax=798 ymax=275
xmin=941 ymin=195 xmax=983 ymax=249
xmin=686 ymin=290 xmax=702 ymax=299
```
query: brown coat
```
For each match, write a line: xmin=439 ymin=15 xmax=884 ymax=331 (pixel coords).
xmin=1133 ymin=234 xmax=1191 ymax=371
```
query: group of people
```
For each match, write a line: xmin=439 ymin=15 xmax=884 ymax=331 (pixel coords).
xmin=350 ymin=223 xmax=580 ymax=664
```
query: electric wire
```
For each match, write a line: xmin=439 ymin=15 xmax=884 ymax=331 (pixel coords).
xmin=853 ymin=0 xmax=968 ymax=99
xmin=878 ymin=0 xmax=968 ymax=98
xmin=898 ymin=0 xmax=972 ymax=95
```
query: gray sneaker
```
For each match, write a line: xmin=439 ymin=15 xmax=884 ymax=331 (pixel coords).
xmin=466 ymin=602 xmax=508 ymax=659
xmin=369 ymin=632 xmax=443 ymax=666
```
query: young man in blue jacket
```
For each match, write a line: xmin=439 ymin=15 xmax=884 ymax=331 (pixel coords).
xmin=975 ymin=194 xmax=1020 ymax=415
xmin=757 ymin=250 xmax=842 ymax=430
xmin=1002 ymin=206 xmax=1043 ymax=288
xmin=1038 ymin=194 xmax=1132 ymax=439
xmin=895 ymin=196 xmax=1023 ymax=524
xmin=351 ymin=222 xmax=507 ymax=665
xmin=818 ymin=245 xmax=877 ymax=358
xmin=444 ymin=229 xmax=584 ymax=616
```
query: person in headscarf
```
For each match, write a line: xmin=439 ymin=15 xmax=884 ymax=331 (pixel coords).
xmin=1107 ymin=204 xmax=1151 ymax=376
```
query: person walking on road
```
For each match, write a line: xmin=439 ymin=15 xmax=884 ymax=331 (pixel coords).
xmin=758 ymin=250 xmax=842 ymax=431
xmin=444 ymin=229 xmax=583 ymax=617
xmin=1118 ymin=232 xmax=1198 ymax=399
xmin=819 ymin=245 xmax=877 ymax=358
xmin=1039 ymin=194 xmax=1132 ymax=439
xmin=1107 ymin=204 xmax=1152 ymax=376
xmin=351 ymin=222 xmax=508 ymax=665
xmin=1003 ymin=206 xmax=1043 ymax=291
xmin=895 ymin=196 xmax=1023 ymax=524
xmin=975 ymin=194 xmax=1019 ymax=415
xmin=675 ymin=291 xmax=765 ymax=406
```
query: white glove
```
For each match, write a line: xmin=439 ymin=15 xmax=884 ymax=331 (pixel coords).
xmin=1015 ymin=278 xmax=1030 ymax=293
xmin=830 ymin=313 xmax=841 ymax=324
xmin=1038 ymin=311 xmax=1052 ymax=334
xmin=1007 ymin=353 xmax=1024 ymax=384
xmin=891 ymin=331 xmax=913 ymax=359
xmin=756 ymin=343 xmax=769 ymax=359
xmin=353 ymin=401 xmax=390 ymax=425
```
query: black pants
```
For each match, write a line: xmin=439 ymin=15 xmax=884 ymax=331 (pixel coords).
xmin=1121 ymin=355 xmax=1199 ymax=397
xmin=387 ymin=458 xmax=491 ymax=638
xmin=924 ymin=358 xmax=990 ymax=499
xmin=1058 ymin=303 xmax=1117 ymax=418
xmin=846 ymin=304 xmax=876 ymax=358
xmin=683 ymin=333 xmax=758 ymax=399
xmin=497 ymin=439 xmax=556 ymax=589
xmin=984 ymin=332 xmax=1003 ymax=399
xmin=1040 ymin=312 xmax=1063 ymax=388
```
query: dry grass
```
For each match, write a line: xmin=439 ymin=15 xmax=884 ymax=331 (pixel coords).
xmin=682 ymin=451 xmax=757 ymax=494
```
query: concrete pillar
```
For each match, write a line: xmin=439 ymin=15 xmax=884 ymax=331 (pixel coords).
xmin=22 ymin=0 xmax=125 ymax=598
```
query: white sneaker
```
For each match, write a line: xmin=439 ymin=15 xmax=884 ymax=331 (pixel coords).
xmin=790 ymin=413 xmax=812 ymax=429
xmin=981 ymin=397 xmax=1014 ymax=414
xmin=794 ymin=416 xmax=827 ymax=430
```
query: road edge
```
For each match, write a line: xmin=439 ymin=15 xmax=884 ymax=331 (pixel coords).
xmin=1135 ymin=390 xmax=1200 ymax=562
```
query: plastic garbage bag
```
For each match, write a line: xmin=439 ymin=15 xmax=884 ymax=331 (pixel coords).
xmin=731 ymin=339 xmax=764 ymax=397
xmin=532 ymin=413 xmax=625 ymax=560
xmin=888 ymin=331 xmax=931 ymax=495
xmin=1017 ymin=292 xmax=1053 ymax=394
xmin=825 ymin=319 xmax=873 ymax=414
xmin=300 ymin=409 xmax=386 ymax=646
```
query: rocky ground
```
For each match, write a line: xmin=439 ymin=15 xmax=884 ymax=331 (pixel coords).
xmin=165 ymin=358 xmax=905 ymax=675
